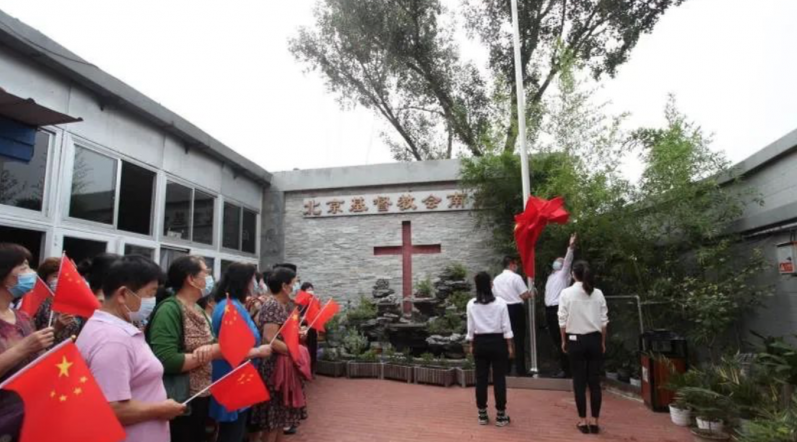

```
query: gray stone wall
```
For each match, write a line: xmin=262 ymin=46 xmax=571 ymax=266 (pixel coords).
xmin=280 ymin=183 xmax=499 ymax=304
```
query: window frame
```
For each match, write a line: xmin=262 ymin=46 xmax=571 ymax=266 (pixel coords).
xmin=159 ymin=174 xmax=218 ymax=249
xmin=0 ymin=128 xmax=58 ymax=220
xmin=220 ymin=196 xmax=259 ymax=257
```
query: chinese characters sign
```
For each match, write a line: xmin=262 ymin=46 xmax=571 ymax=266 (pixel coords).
xmin=303 ymin=190 xmax=471 ymax=218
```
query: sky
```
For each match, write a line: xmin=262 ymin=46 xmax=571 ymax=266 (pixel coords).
xmin=0 ymin=0 xmax=795 ymax=176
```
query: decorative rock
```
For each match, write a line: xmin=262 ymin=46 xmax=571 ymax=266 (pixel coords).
xmin=373 ymin=289 xmax=395 ymax=299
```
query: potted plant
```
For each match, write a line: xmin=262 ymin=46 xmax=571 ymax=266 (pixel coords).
xmin=680 ymin=387 xmax=734 ymax=434
xmin=690 ymin=428 xmax=731 ymax=442
xmin=382 ymin=349 xmax=414 ymax=383
xmin=667 ymin=369 xmax=704 ymax=427
xmin=455 ymin=355 xmax=476 ymax=387
xmin=347 ymin=350 xmax=383 ymax=379
xmin=315 ymin=348 xmax=347 ymax=378
xmin=414 ymin=353 xmax=455 ymax=387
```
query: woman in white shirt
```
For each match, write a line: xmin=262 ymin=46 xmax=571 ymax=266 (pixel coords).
xmin=466 ymin=272 xmax=514 ymax=427
xmin=558 ymin=261 xmax=609 ymax=435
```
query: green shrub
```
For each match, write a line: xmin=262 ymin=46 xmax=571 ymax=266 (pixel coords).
xmin=427 ymin=312 xmax=464 ymax=336
xmin=346 ymin=297 xmax=377 ymax=323
xmin=444 ymin=263 xmax=468 ymax=281
xmin=448 ymin=291 xmax=472 ymax=313
xmin=738 ymin=398 xmax=797 ymax=442
xmin=342 ymin=328 xmax=369 ymax=355
xmin=357 ymin=349 xmax=379 ymax=362
xmin=415 ymin=277 xmax=433 ymax=298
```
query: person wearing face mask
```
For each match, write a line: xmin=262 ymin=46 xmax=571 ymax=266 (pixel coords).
xmin=76 ymin=255 xmax=186 ymax=442
xmin=0 ymin=243 xmax=55 ymax=439
xmin=33 ymin=257 xmax=82 ymax=344
xmin=147 ymin=255 xmax=222 ymax=442
xmin=246 ymin=271 xmax=271 ymax=321
xmin=210 ymin=262 xmax=272 ymax=442
xmin=544 ymin=234 xmax=577 ymax=379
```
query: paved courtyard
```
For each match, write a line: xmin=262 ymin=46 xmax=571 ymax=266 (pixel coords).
xmin=291 ymin=377 xmax=692 ymax=442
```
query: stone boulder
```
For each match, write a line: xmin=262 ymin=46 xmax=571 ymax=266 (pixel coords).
xmin=426 ymin=333 xmax=466 ymax=359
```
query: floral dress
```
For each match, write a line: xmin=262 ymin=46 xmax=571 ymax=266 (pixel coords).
xmin=248 ymin=298 xmax=303 ymax=432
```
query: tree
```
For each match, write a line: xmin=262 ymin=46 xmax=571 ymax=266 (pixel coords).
xmin=292 ymin=0 xmax=685 ymax=161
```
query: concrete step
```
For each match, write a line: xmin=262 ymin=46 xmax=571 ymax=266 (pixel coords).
xmin=506 ymin=376 xmax=572 ymax=391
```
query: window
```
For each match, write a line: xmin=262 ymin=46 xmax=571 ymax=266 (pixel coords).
xmin=124 ymin=244 xmax=155 ymax=260
xmin=0 ymin=225 xmax=44 ymax=265
xmin=242 ymin=209 xmax=257 ymax=254
xmin=0 ymin=131 xmax=50 ymax=211
xmin=159 ymin=246 xmax=189 ymax=273
xmin=163 ymin=182 xmax=192 ymax=240
xmin=221 ymin=259 xmax=234 ymax=276
xmin=62 ymin=237 xmax=107 ymax=265
xmin=70 ymin=146 xmax=117 ymax=224
xmin=118 ymin=161 xmax=156 ymax=235
xmin=222 ymin=203 xmax=241 ymax=250
xmin=203 ymin=257 xmax=216 ymax=279
xmin=193 ymin=191 xmax=215 ymax=245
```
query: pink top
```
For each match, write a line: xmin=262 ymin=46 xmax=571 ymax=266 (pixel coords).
xmin=76 ymin=311 xmax=169 ymax=442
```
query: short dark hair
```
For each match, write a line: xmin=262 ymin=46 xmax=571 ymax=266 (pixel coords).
xmin=300 ymin=282 xmax=314 ymax=292
xmin=166 ymin=256 xmax=206 ymax=290
xmin=37 ymin=257 xmax=61 ymax=281
xmin=273 ymin=263 xmax=297 ymax=273
xmin=502 ymin=256 xmax=517 ymax=269
xmin=267 ymin=267 xmax=296 ymax=295
xmin=214 ymin=262 xmax=257 ymax=303
xmin=103 ymin=255 xmax=163 ymax=297
xmin=0 ymin=243 xmax=32 ymax=281
xmin=78 ymin=253 xmax=121 ymax=293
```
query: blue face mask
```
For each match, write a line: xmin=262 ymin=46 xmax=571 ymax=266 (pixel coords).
xmin=203 ymin=275 xmax=215 ymax=297
xmin=552 ymin=261 xmax=563 ymax=271
xmin=9 ymin=271 xmax=36 ymax=299
xmin=292 ymin=282 xmax=301 ymax=296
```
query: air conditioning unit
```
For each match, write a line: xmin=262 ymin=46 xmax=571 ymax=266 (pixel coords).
xmin=777 ymin=242 xmax=797 ymax=275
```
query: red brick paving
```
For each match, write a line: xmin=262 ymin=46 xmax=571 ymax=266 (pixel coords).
xmin=291 ymin=377 xmax=692 ymax=442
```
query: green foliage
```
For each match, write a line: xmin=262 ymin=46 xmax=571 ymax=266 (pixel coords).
xmin=356 ymin=349 xmax=379 ymax=362
xmin=346 ymin=297 xmax=377 ymax=323
xmin=448 ymin=292 xmax=472 ymax=314
xmin=415 ymin=277 xmax=434 ymax=298
xmin=755 ymin=333 xmax=797 ymax=387
xmin=342 ymin=328 xmax=369 ymax=356
xmin=738 ymin=399 xmax=797 ymax=442
xmin=462 ymin=353 xmax=475 ymax=370
xmin=443 ymin=263 xmax=468 ymax=281
xmin=427 ymin=312 xmax=465 ymax=336
xmin=677 ymin=387 xmax=736 ymax=422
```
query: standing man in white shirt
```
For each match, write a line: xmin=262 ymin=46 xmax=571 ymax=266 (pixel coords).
xmin=492 ymin=257 xmax=532 ymax=376
xmin=544 ymin=234 xmax=577 ymax=378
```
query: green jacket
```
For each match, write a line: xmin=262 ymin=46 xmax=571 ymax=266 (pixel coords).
xmin=146 ymin=296 xmax=213 ymax=375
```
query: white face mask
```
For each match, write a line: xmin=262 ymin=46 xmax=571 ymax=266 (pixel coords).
xmin=552 ymin=261 xmax=563 ymax=271
xmin=292 ymin=282 xmax=301 ymax=296
xmin=125 ymin=289 xmax=156 ymax=323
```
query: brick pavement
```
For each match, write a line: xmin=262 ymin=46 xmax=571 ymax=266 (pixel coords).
xmin=290 ymin=377 xmax=692 ymax=442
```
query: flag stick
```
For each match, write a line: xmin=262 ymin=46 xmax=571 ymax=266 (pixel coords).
xmin=306 ymin=300 xmax=332 ymax=330
xmin=182 ymin=360 xmax=251 ymax=405
xmin=47 ymin=310 xmax=54 ymax=328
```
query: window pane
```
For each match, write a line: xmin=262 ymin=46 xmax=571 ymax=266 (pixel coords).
xmin=242 ymin=209 xmax=257 ymax=254
xmin=0 ymin=131 xmax=49 ymax=211
xmin=193 ymin=191 xmax=215 ymax=245
xmin=118 ymin=162 xmax=155 ymax=235
xmin=124 ymin=244 xmax=154 ymax=260
xmin=163 ymin=182 xmax=192 ymax=240
xmin=222 ymin=203 xmax=241 ymax=250
xmin=221 ymin=259 xmax=234 ymax=276
xmin=203 ymin=257 xmax=216 ymax=279
xmin=0 ymin=225 xmax=44 ymax=265
xmin=70 ymin=146 xmax=117 ymax=224
xmin=159 ymin=246 xmax=189 ymax=273
xmin=62 ymin=236 xmax=107 ymax=265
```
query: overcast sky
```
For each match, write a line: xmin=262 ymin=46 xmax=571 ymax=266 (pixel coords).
xmin=1 ymin=0 xmax=795 ymax=175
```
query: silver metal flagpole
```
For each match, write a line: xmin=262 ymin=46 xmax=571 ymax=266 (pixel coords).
xmin=510 ymin=0 xmax=538 ymax=376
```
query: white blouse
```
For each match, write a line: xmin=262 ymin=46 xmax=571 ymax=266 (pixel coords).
xmin=466 ymin=297 xmax=514 ymax=341
xmin=557 ymin=282 xmax=609 ymax=335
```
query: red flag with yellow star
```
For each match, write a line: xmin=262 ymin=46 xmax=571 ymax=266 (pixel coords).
xmin=219 ymin=297 xmax=256 ymax=367
xmin=282 ymin=308 xmax=302 ymax=363
xmin=52 ymin=255 xmax=101 ymax=318
xmin=210 ymin=361 xmax=269 ymax=412
xmin=514 ymin=196 xmax=570 ymax=278
xmin=0 ymin=341 xmax=125 ymax=442
xmin=19 ymin=276 xmax=52 ymax=317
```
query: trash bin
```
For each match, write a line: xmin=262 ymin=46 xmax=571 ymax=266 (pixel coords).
xmin=639 ymin=330 xmax=688 ymax=412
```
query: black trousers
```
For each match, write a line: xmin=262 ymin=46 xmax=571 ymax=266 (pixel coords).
xmin=506 ymin=303 xmax=526 ymax=375
xmin=171 ymin=396 xmax=212 ymax=442
xmin=546 ymin=306 xmax=570 ymax=376
xmin=474 ymin=334 xmax=509 ymax=411
xmin=216 ymin=410 xmax=249 ymax=442
xmin=307 ymin=328 xmax=318 ymax=374
xmin=567 ymin=332 xmax=603 ymax=418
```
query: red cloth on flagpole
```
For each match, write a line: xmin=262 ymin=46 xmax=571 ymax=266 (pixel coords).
xmin=309 ymin=299 xmax=340 ymax=333
xmin=0 ymin=341 xmax=126 ymax=442
xmin=281 ymin=308 xmax=302 ymax=363
xmin=514 ymin=196 xmax=570 ymax=278
xmin=219 ymin=299 xmax=256 ymax=367
xmin=19 ymin=277 xmax=52 ymax=317
xmin=209 ymin=362 xmax=269 ymax=412
xmin=293 ymin=291 xmax=313 ymax=307
xmin=52 ymin=257 xmax=100 ymax=318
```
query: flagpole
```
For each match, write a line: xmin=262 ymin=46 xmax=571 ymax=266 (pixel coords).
xmin=268 ymin=307 xmax=299 ymax=346
xmin=510 ymin=0 xmax=538 ymax=377
xmin=48 ymin=253 xmax=67 ymax=329
xmin=306 ymin=299 xmax=332 ymax=330
xmin=182 ymin=360 xmax=251 ymax=405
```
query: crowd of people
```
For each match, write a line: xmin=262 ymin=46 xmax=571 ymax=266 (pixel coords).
xmin=0 ymin=242 xmax=315 ymax=442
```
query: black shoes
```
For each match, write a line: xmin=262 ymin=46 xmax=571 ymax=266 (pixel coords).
xmin=496 ymin=411 xmax=511 ymax=427
xmin=478 ymin=409 xmax=489 ymax=425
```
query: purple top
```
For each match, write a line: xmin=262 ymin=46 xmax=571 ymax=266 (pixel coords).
xmin=76 ymin=311 xmax=169 ymax=442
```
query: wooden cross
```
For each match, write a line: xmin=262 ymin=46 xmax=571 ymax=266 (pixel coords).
xmin=374 ymin=221 xmax=441 ymax=316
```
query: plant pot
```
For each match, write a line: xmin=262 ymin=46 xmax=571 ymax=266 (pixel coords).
xmin=346 ymin=361 xmax=383 ymax=379
xmin=738 ymin=418 xmax=752 ymax=435
xmin=696 ymin=417 xmax=724 ymax=434
xmin=669 ymin=405 xmax=691 ymax=427
xmin=606 ymin=372 xmax=619 ymax=381
xmin=630 ymin=377 xmax=641 ymax=388
xmin=383 ymin=363 xmax=413 ymax=383
xmin=617 ymin=368 xmax=631 ymax=383
xmin=316 ymin=360 xmax=346 ymax=378
xmin=455 ymin=368 xmax=476 ymax=387
xmin=690 ymin=428 xmax=730 ymax=442
xmin=414 ymin=366 xmax=455 ymax=387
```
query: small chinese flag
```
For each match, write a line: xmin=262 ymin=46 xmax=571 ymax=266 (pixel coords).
xmin=294 ymin=290 xmax=313 ymax=307
xmin=309 ymin=299 xmax=340 ymax=333
xmin=219 ymin=298 xmax=256 ymax=367
xmin=0 ymin=341 xmax=126 ymax=442
xmin=282 ymin=308 xmax=302 ymax=363
xmin=514 ymin=196 xmax=570 ymax=278
xmin=210 ymin=362 xmax=269 ymax=412
xmin=19 ymin=277 xmax=52 ymax=317
xmin=52 ymin=256 xmax=101 ymax=318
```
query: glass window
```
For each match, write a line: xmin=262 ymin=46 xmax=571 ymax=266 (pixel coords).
xmin=159 ymin=246 xmax=189 ymax=273
xmin=0 ymin=225 xmax=44 ymax=265
xmin=242 ymin=209 xmax=257 ymax=254
xmin=220 ymin=259 xmax=234 ymax=276
xmin=203 ymin=256 xmax=216 ymax=279
xmin=0 ymin=131 xmax=49 ymax=211
xmin=222 ymin=203 xmax=241 ymax=250
xmin=118 ymin=161 xmax=156 ymax=235
xmin=193 ymin=191 xmax=215 ymax=245
xmin=163 ymin=182 xmax=192 ymax=240
xmin=70 ymin=146 xmax=117 ymax=224
xmin=63 ymin=236 xmax=107 ymax=265
xmin=124 ymin=244 xmax=155 ymax=260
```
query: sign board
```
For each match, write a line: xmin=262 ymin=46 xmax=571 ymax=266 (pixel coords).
xmin=777 ymin=242 xmax=796 ymax=275
xmin=302 ymin=190 xmax=472 ymax=218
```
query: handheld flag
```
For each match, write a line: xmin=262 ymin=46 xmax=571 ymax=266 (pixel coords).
xmin=18 ymin=277 xmax=52 ymax=317
xmin=303 ymin=297 xmax=322 ymax=325
xmin=0 ymin=341 xmax=126 ymax=442
xmin=514 ymin=196 xmax=570 ymax=278
xmin=219 ymin=298 xmax=256 ymax=367
xmin=309 ymin=299 xmax=340 ymax=333
xmin=52 ymin=256 xmax=100 ymax=317
xmin=210 ymin=362 xmax=269 ymax=412
xmin=294 ymin=290 xmax=313 ymax=307
xmin=281 ymin=308 xmax=302 ymax=363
